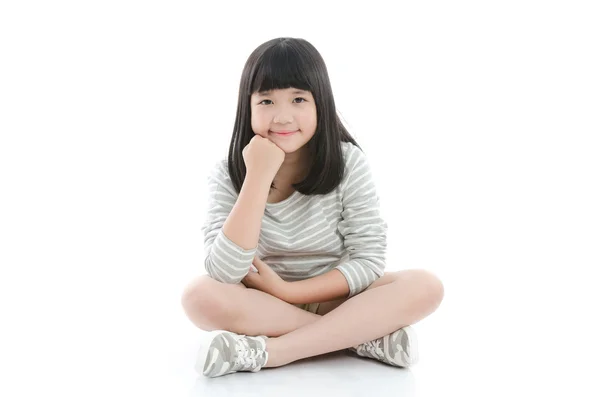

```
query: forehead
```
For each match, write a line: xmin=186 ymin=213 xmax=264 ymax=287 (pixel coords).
xmin=254 ymin=88 xmax=311 ymax=97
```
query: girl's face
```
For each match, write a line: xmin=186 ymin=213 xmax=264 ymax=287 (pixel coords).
xmin=250 ymin=87 xmax=317 ymax=154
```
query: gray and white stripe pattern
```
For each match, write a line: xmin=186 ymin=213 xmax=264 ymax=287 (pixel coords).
xmin=201 ymin=141 xmax=388 ymax=297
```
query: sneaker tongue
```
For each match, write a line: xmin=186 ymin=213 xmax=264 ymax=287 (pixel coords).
xmin=234 ymin=336 xmax=267 ymax=370
xmin=250 ymin=336 xmax=267 ymax=350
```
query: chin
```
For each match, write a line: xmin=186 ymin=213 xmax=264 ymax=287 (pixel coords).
xmin=280 ymin=146 xmax=300 ymax=154
xmin=278 ymin=142 xmax=308 ymax=154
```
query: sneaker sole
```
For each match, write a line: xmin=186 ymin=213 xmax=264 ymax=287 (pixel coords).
xmin=399 ymin=325 xmax=419 ymax=367
xmin=195 ymin=330 xmax=227 ymax=377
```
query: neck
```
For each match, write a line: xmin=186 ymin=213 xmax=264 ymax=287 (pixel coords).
xmin=274 ymin=147 xmax=310 ymax=187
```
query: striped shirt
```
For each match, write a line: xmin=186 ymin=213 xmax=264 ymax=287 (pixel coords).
xmin=201 ymin=141 xmax=388 ymax=298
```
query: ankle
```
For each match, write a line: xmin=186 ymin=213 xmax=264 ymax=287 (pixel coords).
xmin=264 ymin=338 xmax=286 ymax=368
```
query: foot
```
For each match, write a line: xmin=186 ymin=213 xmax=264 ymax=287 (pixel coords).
xmin=348 ymin=325 xmax=418 ymax=367
xmin=195 ymin=330 xmax=269 ymax=378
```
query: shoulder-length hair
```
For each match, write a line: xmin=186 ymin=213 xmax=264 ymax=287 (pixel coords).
xmin=227 ymin=37 xmax=360 ymax=195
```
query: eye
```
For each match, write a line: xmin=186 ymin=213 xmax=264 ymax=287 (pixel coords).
xmin=258 ymin=99 xmax=273 ymax=105
xmin=293 ymin=97 xmax=307 ymax=103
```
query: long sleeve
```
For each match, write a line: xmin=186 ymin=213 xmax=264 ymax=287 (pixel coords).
xmin=335 ymin=147 xmax=388 ymax=297
xmin=201 ymin=161 xmax=257 ymax=283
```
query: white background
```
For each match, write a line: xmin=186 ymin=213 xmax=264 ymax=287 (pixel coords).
xmin=1 ymin=1 xmax=599 ymax=396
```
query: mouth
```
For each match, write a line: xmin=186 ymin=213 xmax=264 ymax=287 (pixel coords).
xmin=269 ymin=130 xmax=299 ymax=136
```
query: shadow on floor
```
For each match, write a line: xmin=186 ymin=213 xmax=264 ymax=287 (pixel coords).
xmin=189 ymin=349 xmax=416 ymax=396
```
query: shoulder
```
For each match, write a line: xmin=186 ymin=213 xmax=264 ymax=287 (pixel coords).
xmin=207 ymin=158 xmax=237 ymax=196
xmin=340 ymin=141 xmax=371 ymax=185
xmin=341 ymin=141 xmax=368 ymax=167
xmin=207 ymin=158 xmax=229 ymax=180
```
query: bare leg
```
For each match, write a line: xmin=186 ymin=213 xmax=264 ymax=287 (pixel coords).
xmin=181 ymin=268 xmax=407 ymax=337
xmin=182 ymin=275 xmax=321 ymax=337
xmin=263 ymin=269 xmax=444 ymax=368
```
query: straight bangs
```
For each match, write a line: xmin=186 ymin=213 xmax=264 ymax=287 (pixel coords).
xmin=249 ymin=45 xmax=313 ymax=95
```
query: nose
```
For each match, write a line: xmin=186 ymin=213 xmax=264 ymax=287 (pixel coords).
xmin=273 ymin=108 xmax=293 ymax=124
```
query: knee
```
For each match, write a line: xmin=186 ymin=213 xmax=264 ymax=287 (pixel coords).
xmin=417 ymin=269 xmax=444 ymax=308
xmin=402 ymin=269 xmax=445 ymax=309
xmin=180 ymin=275 xmax=233 ymax=325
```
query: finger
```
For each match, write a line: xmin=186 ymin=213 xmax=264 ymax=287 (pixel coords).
xmin=252 ymin=256 xmax=264 ymax=268
xmin=250 ymin=264 xmax=258 ymax=273
xmin=242 ymin=274 xmax=255 ymax=286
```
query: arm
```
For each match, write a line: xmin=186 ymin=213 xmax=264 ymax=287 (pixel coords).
xmin=283 ymin=269 xmax=350 ymax=305
xmin=334 ymin=146 xmax=388 ymax=297
xmin=222 ymin=169 xmax=272 ymax=250
xmin=280 ymin=148 xmax=388 ymax=303
xmin=201 ymin=162 xmax=271 ymax=284
xmin=203 ymin=136 xmax=284 ymax=283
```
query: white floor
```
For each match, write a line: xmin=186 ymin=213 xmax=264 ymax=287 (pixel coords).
xmin=4 ymin=268 xmax=599 ymax=397
xmin=3 ymin=2 xmax=599 ymax=396
xmin=189 ymin=345 xmax=416 ymax=397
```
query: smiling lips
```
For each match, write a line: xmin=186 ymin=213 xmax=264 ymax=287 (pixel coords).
xmin=270 ymin=130 xmax=298 ymax=136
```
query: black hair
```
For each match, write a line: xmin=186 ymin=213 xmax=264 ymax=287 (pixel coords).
xmin=227 ymin=37 xmax=360 ymax=195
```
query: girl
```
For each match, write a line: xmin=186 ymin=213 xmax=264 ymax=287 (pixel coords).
xmin=181 ymin=37 xmax=444 ymax=378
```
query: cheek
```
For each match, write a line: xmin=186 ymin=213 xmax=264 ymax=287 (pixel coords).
xmin=250 ymin=111 xmax=266 ymax=134
xmin=305 ymin=107 xmax=317 ymax=126
xmin=303 ymin=111 xmax=318 ymax=133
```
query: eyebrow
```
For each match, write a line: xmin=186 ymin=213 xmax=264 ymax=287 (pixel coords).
xmin=256 ymin=89 xmax=309 ymax=96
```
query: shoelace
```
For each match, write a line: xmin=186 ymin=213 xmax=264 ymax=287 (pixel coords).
xmin=358 ymin=338 xmax=385 ymax=360
xmin=232 ymin=335 xmax=264 ymax=371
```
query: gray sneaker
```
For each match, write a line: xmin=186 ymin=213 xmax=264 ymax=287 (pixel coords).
xmin=349 ymin=325 xmax=418 ymax=367
xmin=195 ymin=330 xmax=269 ymax=378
